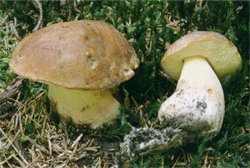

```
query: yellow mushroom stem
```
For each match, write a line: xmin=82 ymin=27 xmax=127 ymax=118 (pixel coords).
xmin=159 ymin=56 xmax=225 ymax=138
xmin=48 ymin=85 xmax=120 ymax=129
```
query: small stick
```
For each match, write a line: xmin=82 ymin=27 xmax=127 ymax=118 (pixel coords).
xmin=0 ymin=154 xmax=14 ymax=166
xmin=70 ymin=133 xmax=83 ymax=149
xmin=0 ymin=129 xmax=28 ymax=166
xmin=0 ymin=77 xmax=23 ymax=104
xmin=9 ymin=20 xmax=21 ymax=39
xmin=25 ymin=136 xmax=50 ymax=155
xmin=47 ymin=132 xmax=52 ymax=157
xmin=12 ymin=154 xmax=26 ymax=168
xmin=32 ymin=0 xmax=43 ymax=31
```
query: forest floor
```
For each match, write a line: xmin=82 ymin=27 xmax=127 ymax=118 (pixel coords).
xmin=0 ymin=1 xmax=249 ymax=167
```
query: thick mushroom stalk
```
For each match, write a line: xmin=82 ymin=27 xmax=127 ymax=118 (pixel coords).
xmin=158 ymin=56 xmax=224 ymax=138
xmin=48 ymin=85 xmax=120 ymax=129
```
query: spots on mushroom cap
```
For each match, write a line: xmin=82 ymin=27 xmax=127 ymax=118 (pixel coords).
xmin=86 ymin=54 xmax=98 ymax=69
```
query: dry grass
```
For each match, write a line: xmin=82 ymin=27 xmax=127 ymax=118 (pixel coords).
xmin=0 ymin=89 xmax=121 ymax=167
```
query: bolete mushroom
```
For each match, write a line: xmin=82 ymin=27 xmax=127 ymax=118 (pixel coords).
xmin=120 ymin=31 xmax=242 ymax=159
xmin=159 ymin=31 xmax=242 ymax=138
xmin=10 ymin=20 xmax=139 ymax=128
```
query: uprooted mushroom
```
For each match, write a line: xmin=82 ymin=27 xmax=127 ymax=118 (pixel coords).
xmin=120 ymin=31 xmax=242 ymax=159
xmin=10 ymin=20 xmax=139 ymax=129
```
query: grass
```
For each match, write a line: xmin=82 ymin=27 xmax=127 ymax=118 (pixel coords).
xmin=0 ymin=0 xmax=249 ymax=167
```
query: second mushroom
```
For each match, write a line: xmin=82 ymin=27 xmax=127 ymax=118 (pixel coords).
xmin=119 ymin=31 xmax=242 ymax=159
xmin=159 ymin=31 xmax=242 ymax=139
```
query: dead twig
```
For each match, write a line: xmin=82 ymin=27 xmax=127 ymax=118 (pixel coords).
xmin=32 ymin=0 xmax=43 ymax=31
xmin=0 ymin=154 xmax=15 ymax=166
xmin=0 ymin=77 xmax=24 ymax=104
xmin=0 ymin=128 xmax=28 ymax=167
xmin=71 ymin=133 xmax=83 ymax=149
xmin=9 ymin=20 xmax=21 ymax=40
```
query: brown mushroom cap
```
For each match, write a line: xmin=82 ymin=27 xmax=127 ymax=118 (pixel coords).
xmin=10 ymin=20 xmax=139 ymax=89
xmin=161 ymin=31 xmax=242 ymax=81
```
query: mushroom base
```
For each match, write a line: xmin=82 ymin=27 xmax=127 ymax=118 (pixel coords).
xmin=120 ymin=127 xmax=185 ymax=160
xmin=48 ymin=85 xmax=120 ymax=128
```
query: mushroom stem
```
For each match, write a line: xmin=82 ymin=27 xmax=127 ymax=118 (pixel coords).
xmin=158 ymin=56 xmax=225 ymax=138
xmin=48 ymin=85 xmax=120 ymax=129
